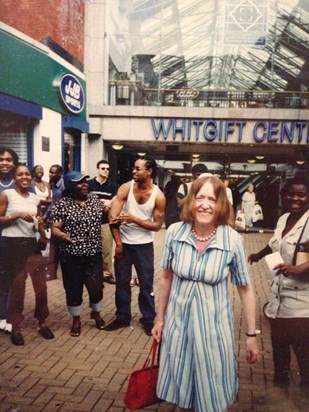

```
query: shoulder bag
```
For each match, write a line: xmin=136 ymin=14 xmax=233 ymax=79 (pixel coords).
xmin=293 ymin=217 xmax=309 ymax=267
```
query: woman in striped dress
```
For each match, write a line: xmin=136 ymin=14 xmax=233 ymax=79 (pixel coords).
xmin=152 ymin=175 xmax=259 ymax=412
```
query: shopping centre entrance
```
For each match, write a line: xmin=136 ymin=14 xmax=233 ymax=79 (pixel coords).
xmin=105 ymin=140 xmax=308 ymax=230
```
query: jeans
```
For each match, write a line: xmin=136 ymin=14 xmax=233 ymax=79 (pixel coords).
xmin=59 ymin=253 xmax=104 ymax=316
xmin=0 ymin=267 xmax=10 ymax=319
xmin=0 ymin=237 xmax=10 ymax=318
xmin=114 ymin=242 xmax=155 ymax=324
xmin=270 ymin=317 xmax=309 ymax=387
xmin=1 ymin=237 xmax=49 ymax=328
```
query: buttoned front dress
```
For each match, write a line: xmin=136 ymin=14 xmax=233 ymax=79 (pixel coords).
xmin=157 ymin=222 xmax=251 ymax=412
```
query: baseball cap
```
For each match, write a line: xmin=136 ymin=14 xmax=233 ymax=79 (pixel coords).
xmin=191 ymin=163 xmax=208 ymax=174
xmin=63 ymin=171 xmax=90 ymax=189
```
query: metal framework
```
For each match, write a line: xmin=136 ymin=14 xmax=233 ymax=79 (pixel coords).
xmin=108 ymin=0 xmax=309 ymax=94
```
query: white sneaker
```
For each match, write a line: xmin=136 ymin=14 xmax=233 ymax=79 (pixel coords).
xmin=0 ymin=319 xmax=6 ymax=331
xmin=4 ymin=322 xmax=12 ymax=334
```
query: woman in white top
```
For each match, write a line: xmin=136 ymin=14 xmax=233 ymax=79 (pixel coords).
xmin=241 ymin=183 xmax=256 ymax=230
xmin=248 ymin=176 xmax=309 ymax=390
xmin=32 ymin=165 xmax=52 ymax=223
xmin=0 ymin=164 xmax=54 ymax=346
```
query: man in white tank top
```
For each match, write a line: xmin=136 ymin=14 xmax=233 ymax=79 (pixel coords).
xmin=105 ymin=156 xmax=166 ymax=335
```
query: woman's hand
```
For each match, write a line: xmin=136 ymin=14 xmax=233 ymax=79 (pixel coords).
xmin=114 ymin=242 xmax=123 ymax=259
xmin=152 ymin=320 xmax=164 ymax=343
xmin=246 ymin=337 xmax=259 ymax=364
xmin=274 ymin=263 xmax=302 ymax=277
xmin=248 ymin=253 xmax=259 ymax=264
xmin=37 ymin=235 xmax=48 ymax=250
xmin=19 ymin=212 xmax=34 ymax=222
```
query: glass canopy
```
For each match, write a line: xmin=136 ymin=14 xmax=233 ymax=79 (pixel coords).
xmin=107 ymin=0 xmax=309 ymax=102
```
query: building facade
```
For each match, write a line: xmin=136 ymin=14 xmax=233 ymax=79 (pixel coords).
xmin=85 ymin=0 xmax=309 ymax=197
xmin=0 ymin=0 xmax=88 ymax=173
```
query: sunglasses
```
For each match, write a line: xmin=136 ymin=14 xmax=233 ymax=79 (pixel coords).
xmin=100 ymin=167 xmax=110 ymax=171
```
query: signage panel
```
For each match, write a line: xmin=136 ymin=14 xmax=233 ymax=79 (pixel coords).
xmin=59 ymin=74 xmax=85 ymax=114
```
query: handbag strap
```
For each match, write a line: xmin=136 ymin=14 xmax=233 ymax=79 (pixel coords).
xmin=292 ymin=216 xmax=309 ymax=265
xmin=143 ymin=339 xmax=161 ymax=369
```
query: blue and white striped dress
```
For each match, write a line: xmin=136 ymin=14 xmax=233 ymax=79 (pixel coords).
xmin=157 ymin=222 xmax=251 ymax=412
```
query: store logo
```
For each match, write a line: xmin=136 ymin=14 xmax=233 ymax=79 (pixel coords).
xmin=59 ymin=74 xmax=85 ymax=114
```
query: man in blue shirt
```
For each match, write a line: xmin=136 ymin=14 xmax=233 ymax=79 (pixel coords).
xmin=49 ymin=165 xmax=65 ymax=204
xmin=47 ymin=164 xmax=65 ymax=280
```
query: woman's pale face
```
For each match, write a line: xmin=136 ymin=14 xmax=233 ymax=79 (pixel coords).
xmin=194 ymin=181 xmax=217 ymax=227
xmin=248 ymin=185 xmax=254 ymax=192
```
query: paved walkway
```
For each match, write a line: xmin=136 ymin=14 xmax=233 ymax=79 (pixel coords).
xmin=0 ymin=230 xmax=308 ymax=412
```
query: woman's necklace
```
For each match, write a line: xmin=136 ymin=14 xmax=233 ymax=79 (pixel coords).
xmin=75 ymin=198 xmax=87 ymax=206
xmin=192 ymin=227 xmax=217 ymax=242
xmin=0 ymin=178 xmax=14 ymax=188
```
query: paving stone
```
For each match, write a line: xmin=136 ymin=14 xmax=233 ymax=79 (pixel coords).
xmin=0 ymin=230 xmax=304 ymax=411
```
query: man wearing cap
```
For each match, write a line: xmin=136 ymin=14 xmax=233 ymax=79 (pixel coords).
xmin=177 ymin=163 xmax=209 ymax=208
xmin=88 ymin=160 xmax=117 ymax=285
xmin=50 ymin=171 xmax=106 ymax=337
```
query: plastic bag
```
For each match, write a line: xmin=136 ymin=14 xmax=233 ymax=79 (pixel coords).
xmin=251 ymin=203 xmax=263 ymax=223
xmin=235 ymin=210 xmax=246 ymax=230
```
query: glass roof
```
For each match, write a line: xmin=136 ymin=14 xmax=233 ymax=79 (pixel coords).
xmin=108 ymin=0 xmax=309 ymax=92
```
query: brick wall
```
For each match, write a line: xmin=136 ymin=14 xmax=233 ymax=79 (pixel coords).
xmin=1 ymin=0 xmax=85 ymax=65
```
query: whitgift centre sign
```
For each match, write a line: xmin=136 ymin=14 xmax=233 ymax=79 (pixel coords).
xmin=151 ymin=119 xmax=309 ymax=144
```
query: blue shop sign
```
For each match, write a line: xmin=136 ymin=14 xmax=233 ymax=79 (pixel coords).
xmin=59 ymin=74 xmax=85 ymax=114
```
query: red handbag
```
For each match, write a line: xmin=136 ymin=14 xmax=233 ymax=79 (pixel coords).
xmin=124 ymin=339 xmax=161 ymax=410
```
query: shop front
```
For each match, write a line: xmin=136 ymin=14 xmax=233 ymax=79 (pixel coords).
xmin=0 ymin=24 xmax=88 ymax=172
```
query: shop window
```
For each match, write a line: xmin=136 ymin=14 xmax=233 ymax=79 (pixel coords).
xmin=0 ymin=111 xmax=32 ymax=164
xmin=64 ymin=129 xmax=81 ymax=173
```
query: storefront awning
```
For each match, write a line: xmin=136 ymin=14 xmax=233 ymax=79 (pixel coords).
xmin=0 ymin=93 xmax=42 ymax=119
xmin=63 ymin=115 xmax=89 ymax=133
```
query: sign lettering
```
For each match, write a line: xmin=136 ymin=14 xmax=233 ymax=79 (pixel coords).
xmin=59 ymin=74 xmax=85 ymax=114
xmin=151 ymin=118 xmax=309 ymax=144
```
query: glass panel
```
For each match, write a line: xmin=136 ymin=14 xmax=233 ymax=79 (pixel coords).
xmin=107 ymin=0 xmax=309 ymax=106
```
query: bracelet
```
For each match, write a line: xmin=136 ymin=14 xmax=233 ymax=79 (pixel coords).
xmin=109 ymin=222 xmax=120 ymax=229
xmin=246 ymin=333 xmax=257 ymax=337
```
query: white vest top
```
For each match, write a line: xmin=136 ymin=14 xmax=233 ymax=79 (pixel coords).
xmin=2 ymin=189 xmax=40 ymax=238
xmin=120 ymin=180 xmax=158 ymax=244
xmin=34 ymin=183 xmax=51 ymax=201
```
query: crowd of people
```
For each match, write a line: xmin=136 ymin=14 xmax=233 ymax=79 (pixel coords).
xmin=0 ymin=147 xmax=308 ymax=410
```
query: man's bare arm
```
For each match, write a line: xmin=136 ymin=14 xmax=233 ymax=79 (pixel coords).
xmin=108 ymin=182 xmax=130 ymax=255
xmin=117 ymin=189 xmax=166 ymax=232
